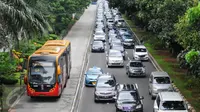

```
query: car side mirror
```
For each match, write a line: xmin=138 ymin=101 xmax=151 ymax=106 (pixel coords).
xmin=140 ymin=96 xmax=144 ymax=100
xmin=149 ymin=79 xmax=152 ymax=83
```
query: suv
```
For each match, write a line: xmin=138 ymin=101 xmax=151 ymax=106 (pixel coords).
xmin=114 ymin=84 xmax=144 ymax=112
xmin=94 ymin=74 xmax=117 ymax=102
xmin=126 ymin=60 xmax=146 ymax=77
xmin=149 ymin=71 xmax=174 ymax=99
xmin=154 ymin=92 xmax=189 ymax=112
xmin=133 ymin=45 xmax=149 ymax=61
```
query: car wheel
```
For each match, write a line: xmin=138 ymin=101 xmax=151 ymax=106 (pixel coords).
xmin=151 ymin=95 xmax=155 ymax=100
xmin=116 ymin=108 xmax=119 ymax=112
xmin=128 ymin=72 xmax=131 ymax=78
xmin=94 ymin=99 xmax=98 ymax=103
xmin=149 ymin=89 xmax=151 ymax=95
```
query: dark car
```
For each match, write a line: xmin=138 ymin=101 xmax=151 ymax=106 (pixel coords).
xmin=117 ymin=28 xmax=131 ymax=37
xmin=91 ymin=41 xmax=105 ymax=52
xmin=126 ymin=60 xmax=146 ymax=77
xmin=114 ymin=84 xmax=144 ymax=112
xmin=94 ymin=74 xmax=117 ymax=102
xmin=121 ymin=33 xmax=134 ymax=48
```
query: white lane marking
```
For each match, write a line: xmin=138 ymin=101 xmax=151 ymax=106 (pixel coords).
xmin=77 ymin=54 xmax=90 ymax=112
xmin=128 ymin=57 xmax=130 ymax=60
xmin=125 ymin=51 xmax=128 ymax=54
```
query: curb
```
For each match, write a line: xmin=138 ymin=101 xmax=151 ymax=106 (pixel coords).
xmin=124 ymin=18 xmax=196 ymax=112
xmin=70 ymin=5 xmax=96 ymax=112
xmin=8 ymin=88 xmax=25 ymax=112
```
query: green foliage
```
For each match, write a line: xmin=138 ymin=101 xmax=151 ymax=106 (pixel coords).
xmin=185 ymin=49 xmax=199 ymax=64
xmin=0 ymin=52 xmax=17 ymax=76
xmin=175 ymin=3 xmax=200 ymax=50
xmin=0 ymin=76 xmax=18 ymax=85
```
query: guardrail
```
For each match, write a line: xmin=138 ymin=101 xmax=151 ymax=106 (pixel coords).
xmin=124 ymin=17 xmax=196 ymax=112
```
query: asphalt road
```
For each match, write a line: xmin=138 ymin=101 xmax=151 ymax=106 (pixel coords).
xmin=77 ymin=10 xmax=157 ymax=112
xmin=11 ymin=5 xmax=97 ymax=112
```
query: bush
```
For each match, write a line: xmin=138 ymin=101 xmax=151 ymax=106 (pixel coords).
xmin=0 ymin=76 xmax=18 ymax=85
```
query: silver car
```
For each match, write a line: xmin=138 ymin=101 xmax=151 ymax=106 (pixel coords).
xmin=106 ymin=49 xmax=124 ymax=67
xmin=154 ymin=92 xmax=189 ymax=112
xmin=111 ymin=44 xmax=125 ymax=60
xmin=94 ymin=74 xmax=117 ymax=102
xmin=93 ymin=31 xmax=106 ymax=42
xmin=149 ymin=71 xmax=173 ymax=99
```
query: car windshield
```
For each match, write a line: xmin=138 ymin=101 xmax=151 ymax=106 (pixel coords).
xmin=118 ymin=91 xmax=137 ymax=101
xmin=153 ymin=77 xmax=170 ymax=84
xmin=93 ymin=41 xmax=103 ymax=46
xmin=118 ymin=20 xmax=125 ymax=22
xmin=130 ymin=62 xmax=143 ymax=67
xmin=87 ymin=69 xmax=102 ymax=75
xmin=29 ymin=61 xmax=55 ymax=84
xmin=112 ymin=46 xmax=123 ymax=51
xmin=136 ymin=48 xmax=147 ymax=52
xmin=160 ymin=101 xmax=187 ymax=110
xmin=123 ymin=34 xmax=132 ymax=39
xmin=109 ymin=51 xmax=122 ymax=57
xmin=96 ymin=78 xmax=116 ymax=88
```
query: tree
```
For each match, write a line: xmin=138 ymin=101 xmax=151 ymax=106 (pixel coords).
xmin=0 ymin=0 xmax=49 ymax=50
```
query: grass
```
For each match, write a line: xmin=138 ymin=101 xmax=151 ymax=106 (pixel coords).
xmin=123 ymin=15 xmax=200 ymax=111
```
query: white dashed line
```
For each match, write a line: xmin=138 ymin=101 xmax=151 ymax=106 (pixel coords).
xmin=125 ymin=51 xmax=128 ymax=54
xmin=128 ymin=57 xmax=130 ymax=60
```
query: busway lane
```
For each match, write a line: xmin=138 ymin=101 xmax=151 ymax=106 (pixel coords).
xmin=78 ymin=37 xmax=156 ymax=112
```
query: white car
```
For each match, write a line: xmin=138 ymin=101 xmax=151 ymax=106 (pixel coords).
xmin=106 ymin=49 xmax=124 ymax=67
xmin=133 ymin=45 xmax=149 ymax=61
xmin=93 ymin=31 xmax=106 ymax=42
xmin=154 ymin=92 xmax=189 ymax=112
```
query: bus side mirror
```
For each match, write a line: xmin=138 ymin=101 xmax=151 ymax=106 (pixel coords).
xmin=24 ymin=76 xmax=27 ymax=85
xmin=57 ymin=65 xmax=61 ymax=75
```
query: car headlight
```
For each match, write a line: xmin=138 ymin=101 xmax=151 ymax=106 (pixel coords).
xmin=153 ymin=86 xmax=158 ymax=90
xmin=134 ymin=54 xmax=139 ymax=57
xmin=117 ymin=104 xmax=123 ymax=109
xmin=136 ymin=104 xmax=142 ymax=109
xmin=95 ymin=92 xmax=100 ymax=95
xmin=142 ymin=68 xmax=145 ymax=73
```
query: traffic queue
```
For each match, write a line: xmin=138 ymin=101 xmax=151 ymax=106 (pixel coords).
xmin=85 ymin=0 xmax=190 ymax=112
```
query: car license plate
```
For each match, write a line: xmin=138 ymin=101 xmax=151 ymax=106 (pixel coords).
xmin=123 ymin=107 xmax=131 ymax=111
xmin=92 ymin=82 xmax=96 ymax=85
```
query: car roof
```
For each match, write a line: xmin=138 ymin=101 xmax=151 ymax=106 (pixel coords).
xmin=151 ymin=71 xmax=169 ymax=77
xmin=135 ymin=45 xmax=146 ymax=49
xmin=109 ymin=49 xmax=121 ymax=53
xmin=98 ymin=74 xmax=113 ymax=79
xmin=130 ymin=60 xmax=142 ymax=63
xmin=118 ymin=84 xmax=138 ymax=91
xmin=88 ymin=66 xmax=102 ymax=71
xmin=159 ymin=92 xmax=183 ymax=101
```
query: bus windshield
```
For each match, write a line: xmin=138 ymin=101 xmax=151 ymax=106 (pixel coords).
xmin=29 ymin=61 xmax=55 ymax=84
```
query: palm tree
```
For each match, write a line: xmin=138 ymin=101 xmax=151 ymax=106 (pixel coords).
xmin=0 ymin=0 xmax=49 ymax=50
